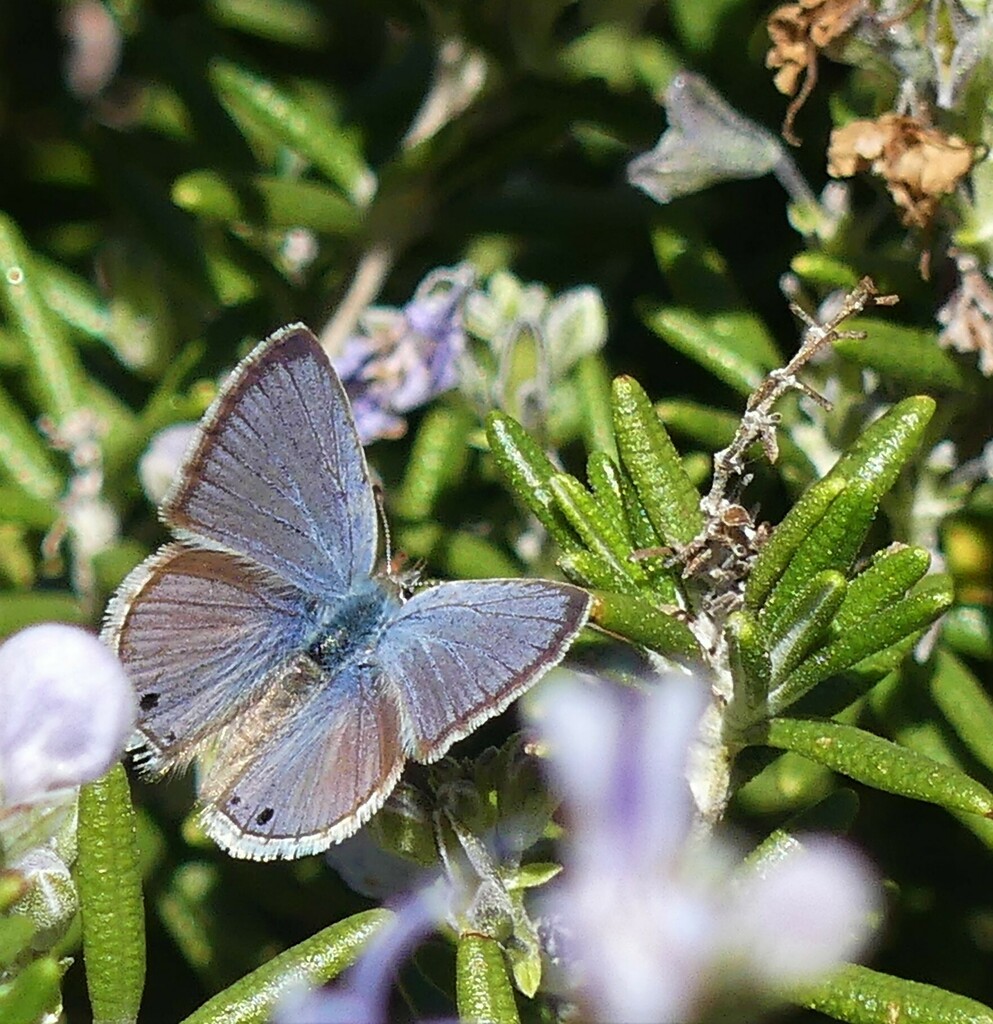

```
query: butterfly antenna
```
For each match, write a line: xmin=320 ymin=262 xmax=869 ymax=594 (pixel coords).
xmin=373 ymin=482 xmax=393 ymax=566
xmin=374 ymin=482 xmax=421 ymax=593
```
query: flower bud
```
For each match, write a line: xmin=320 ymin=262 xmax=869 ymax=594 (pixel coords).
xmin=0 ymin=624 xmax=137 ymax=810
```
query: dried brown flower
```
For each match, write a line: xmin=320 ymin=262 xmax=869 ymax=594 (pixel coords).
xmin=937 ymin=250 xmax=993 ymax=376
xmin=827 ymin=112 xmax=975 ymax=229
xmin=766 ymin=0 xmax=866 ymax=144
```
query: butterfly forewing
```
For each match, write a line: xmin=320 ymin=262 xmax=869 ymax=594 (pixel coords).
xmin=197 ymin=661 xmax=405 ymax=860
xmin=162 ymin=324 xmax=377 ymax=596
xmin=376 ymin=579 xmax=592 ymax=763
xmin=104 ymin=544 xmax=311 ymax=766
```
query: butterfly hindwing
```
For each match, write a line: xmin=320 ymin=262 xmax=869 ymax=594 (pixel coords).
xmin=376 ymin=579 xmax=592 ymax=763
xmin=162 ymin=324 xmax=378 ymax=596
xmin=196 ymin=661 xmax=406 ymax=860
xmin=104 ymin=543 xmax=312 ymax=767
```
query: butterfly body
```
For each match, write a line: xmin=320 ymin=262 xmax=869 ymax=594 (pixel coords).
xmin=304 ymin=576 xmax=397 ymax=670
xmin=104 ymin=323 xmax=590 ymax=860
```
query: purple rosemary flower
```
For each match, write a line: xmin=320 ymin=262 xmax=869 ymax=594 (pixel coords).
xmin=272 ymin=885 xmax=447 ymax=1024
xmin=333 ymin=265 xmax=473 ymax=444
xmin=0 ymin=624 xmax=136 ymax=810
xmin=531 ymin=672 xmax=880 ymax=1024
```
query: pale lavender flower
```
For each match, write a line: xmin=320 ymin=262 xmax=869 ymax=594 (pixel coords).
xmin=627 ymin=73 xmax=815 ymax=209
xmin=61 ymin=0 xmax=122 ymax=99
xmin=333 ymin=265 xmax=473 ymax=443
xmin=325 ymin=827 xmax=423 ymax=900
xmin=280 ymin=227 xmax=320 ymax=276
xmin=138 ymin=422 xmax=197 ymax=504
xmin=272 ymin=885 xmax=447 ymax=1024
xmin=531 ymin=672 xmax=880 ymax=1024
xmin=0 ymin=624 xmax=137 ymax=810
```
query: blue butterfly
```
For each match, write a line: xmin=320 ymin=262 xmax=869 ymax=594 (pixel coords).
xmin=103 ymin=324 xmax=590 ymax=860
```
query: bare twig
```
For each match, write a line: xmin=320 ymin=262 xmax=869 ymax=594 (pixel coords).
xmin=661 ymin=277 xmax=898 ymax=593
xmin=318 ymin=38 xmax=487 ymax=355
xmin=318 ymin=244 xmax=394 ymax=357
